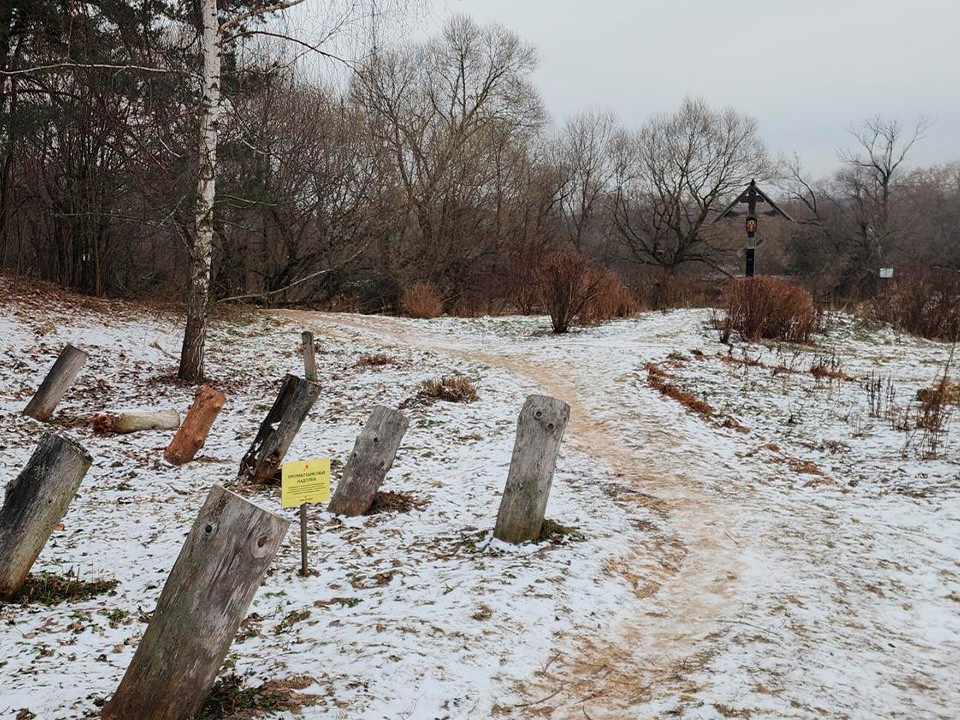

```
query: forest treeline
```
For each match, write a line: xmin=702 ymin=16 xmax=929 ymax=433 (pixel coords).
xmin=1 ymin=4 xmax=958 ymax=312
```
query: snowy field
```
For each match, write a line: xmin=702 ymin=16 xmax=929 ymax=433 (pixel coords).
xmin=1 ymin=275 xmax=958 ymax=719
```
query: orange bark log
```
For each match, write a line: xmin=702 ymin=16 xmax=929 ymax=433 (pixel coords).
xmin=163 ymin=385 xmax=225 ymax=466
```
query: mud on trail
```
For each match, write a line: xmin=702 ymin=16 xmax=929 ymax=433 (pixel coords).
xmin=281 ymin=310 xmax=755 ymax=718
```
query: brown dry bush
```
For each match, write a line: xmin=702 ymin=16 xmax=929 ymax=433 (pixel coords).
xmin=719 ymin=276 xmax=817 ymax=343
xmin=645 ymin=363 xmax=713 ymax=416
xmin=536 ymin=250 xmax=605 ymax=333
xmin=579 ymin=269 xmax=640 ymax=325
xmin=870 ymin=267 xmax=960 ymax=341
xmin=399 ymin=282 xmax=443 ymax=319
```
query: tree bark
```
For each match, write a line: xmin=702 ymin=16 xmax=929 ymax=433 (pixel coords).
xmin=115 ymin=409 xmax=181 ymax=434
xmin=328 ymin=406 xmax=408 ymax=516
xmin=0 ymin=432 xmax=93 ymax=598
xmin=22 ymin=344 xmax=89 ymax=421
xmin=164 ymin=385 xmax=226 ymax=465
xmin=493 ymin=395 xmax=570 ymax=544
xmin=178 ymin=0 xmax=221 ymax=383
xmin=238 ymin=374 xmax=320 ymax=484
xmin=101 ymin=484 xmax=289 ymax=720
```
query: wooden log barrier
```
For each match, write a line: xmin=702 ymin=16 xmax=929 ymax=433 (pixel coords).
xmin=115 ymin=409 xmax=181 ymax=434
xmin=0 ymin=432 xmax=93 ymax=598
xmin=22 ymin=344 xmax=89 ymax=421
xmin=328 ymin=406 xmax=408 ymax=516
xmin=493 ymin=395 xmax=570 ymax=544
xmin=163 ymin=385 xmax=226 ymax=465
xmin=101 ymin=484 xmax=289 ymax=720
xmin=237 ymin=374 xmax=320 ymax=484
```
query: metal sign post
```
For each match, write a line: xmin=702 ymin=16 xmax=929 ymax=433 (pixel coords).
xmin=713 ymin=180 xmax=793 ymax=277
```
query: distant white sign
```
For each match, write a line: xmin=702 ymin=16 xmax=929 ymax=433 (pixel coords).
xmin=879 ymin=268 xmax=894 ymax=279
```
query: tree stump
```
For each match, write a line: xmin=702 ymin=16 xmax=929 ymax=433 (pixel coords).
xmin=238 ymin=374 xmax=321 ymax=484
xmin=101 ymin=484 xmax=289 ymax=720
xmin=0 ymin=432 xmax=93 ymax=598
xmin=493 ymin=395 xmax=570 ymax=544
xmin=328 ymin=406 xmax=408 ymax=516
xmin=115 ymin=409 xmax=181 ymax=434
xmin=163 ymin=385 xmax=226 ymax=465
xmin=22 ymin=344 xmax=89 ymax=421
xmin=301 ymin=331 xmax=317 ymax=382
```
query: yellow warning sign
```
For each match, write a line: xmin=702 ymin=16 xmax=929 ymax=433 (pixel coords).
xmin=281 ymin=458 xmax=331 ymax=509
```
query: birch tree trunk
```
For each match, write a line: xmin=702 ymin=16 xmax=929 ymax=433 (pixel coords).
xmin=178 ymin=0 xmax=221 ymax=383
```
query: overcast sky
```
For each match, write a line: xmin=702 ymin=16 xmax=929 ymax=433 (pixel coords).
xmin=409 ymin=0 xmax=960 ymax=178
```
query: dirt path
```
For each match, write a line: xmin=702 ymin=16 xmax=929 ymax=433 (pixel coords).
xmin=280 ymin=310 xmax=753 ymax=717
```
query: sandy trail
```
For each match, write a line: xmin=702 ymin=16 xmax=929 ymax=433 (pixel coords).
xmin=280 ymin=310 xmax=752 ymax=717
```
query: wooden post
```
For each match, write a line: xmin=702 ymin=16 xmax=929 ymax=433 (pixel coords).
xmin=238 ymin=374 xmax=320 ymax=484
xmin=327 ymin=406 xmax=408 ymax=516
xmin=115 ymin=409 xmax=181 ymax=434
xmin=493 ymin=395 xmax=570 ymax=544
xmin=164 ymin=385 xmax=226 ymax=465
xmin=101 ymin=484 xmax=289 ymax=720
xmin=0 ymin=433 xmax=93 ymax=598
xmin=22 ymin=344 xmax=89 ymax=421
xmin=299 ymin=504 xmax=308 ymax=576
xmin=301 ymin=331 xmax=317 ymax=382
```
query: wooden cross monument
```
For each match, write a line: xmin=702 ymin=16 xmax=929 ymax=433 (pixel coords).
xmin=713 ymin=180 xmax=793 ymax=277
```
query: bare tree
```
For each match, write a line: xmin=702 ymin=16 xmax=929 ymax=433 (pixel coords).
xmin=553 ymin=109 xmax=619 ymax=251
xmin=610 ymin=98 xmax=770 ymax=275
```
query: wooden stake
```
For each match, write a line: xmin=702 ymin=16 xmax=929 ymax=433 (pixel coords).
xmin=238 ymin=374 xmax=320 ymax=484
xmin=301 ymin=331 xmax=317 ymax=382
xmin=163 ymin=385 xmax=226 ymax=465
xmin=115 ymin=409 xmax=181 ymax=434
xmin=0 ymin=433 xmax=93 ymax=598
xmin=493 ymin=395 xmax=570 ymax=544
xmin=101 ymin=484 xmax=289 ymax=720
xmin=22 ymin=344 xmax=89 ymax=421
xmin=327 ymin=406 xmax=408 ymax=516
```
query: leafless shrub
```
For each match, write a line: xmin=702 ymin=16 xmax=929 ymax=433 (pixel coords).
xmin=809 ymin=353 xmax=846 ymax=380
xmin=719 ymin=276 xmax=817 ymax=343
xmin=399 ymin=282 xmax=443 ymax=319
xmin=578 ymin=269 xmax=640 ymax=325
xmin=536 ymin=250 xmax=600 ymax=333
xmin=355 ymin=353 xmax=392 ymax=368
xmin=870 ymin=267 xmax=960 ymax=340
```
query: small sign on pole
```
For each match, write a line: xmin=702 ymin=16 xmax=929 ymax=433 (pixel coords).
xmin=281 ymin=458 xmax=330 ymax=576
xmin=879 ymin=267 xmax=894 ymax=279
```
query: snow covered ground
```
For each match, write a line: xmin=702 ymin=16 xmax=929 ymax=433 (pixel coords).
xmin=1 ymin=276 xmax=958 ymax=719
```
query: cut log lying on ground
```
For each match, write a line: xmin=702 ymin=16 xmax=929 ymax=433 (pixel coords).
xmin=0 ymin=432 xmax=93 ymax=599
xmin=238 ymin=374 xmax=321 ymax=484
xmin=113 ymin=409 xmax=181 ymax=434
xmin=164 ymin=385 xmax=226 ymax=465
xmin=328 ymin=406 xmax=408 ymax=517
xmin=101 ymin=484 xmax=289 ymax=720
xmin=22 ymin=344 xmax=89 ymax=421
xmin=494 ymin=394 xmax=571 ymax=544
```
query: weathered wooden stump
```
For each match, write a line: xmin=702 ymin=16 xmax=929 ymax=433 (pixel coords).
xmin=493 ymin=395 xmax=570 ymax=544
xmin=0 ymin=432 xmax=93 ymax=598
xmin=301 ymin=331 xmax=317 ymax=382
xmin=163 ymin=386 xmax=226 ymax=465
xmin=238 ymin=374 xmax=320 ymax=484
xmin=328 ymin=406 xmax=408 ymax=516
xmin=22 ymin=344 xmax=89 ymax=421
xmin=101 ymin=484 xmax=289 ymax=720
xmin=115 ymin=409 xmax=181 ymax=434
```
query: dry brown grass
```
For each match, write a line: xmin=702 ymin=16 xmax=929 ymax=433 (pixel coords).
xmin=194 ymin=674 xmax=317 ymax=719
xmin=645 ymin=362 xmax=713 ymax=416
xmin=416 ymin=375 xmax=478 ymax=404
xmin=809 ymin=353 xmax=847 ymax=380
xmin=1 ymin=572 xmax=117 ymax=606
xmin=399 ymin=282 xmax=443 ymax=319
xmin=355 ymin=352 xmax=392 ymax=368
xmin=719 ymin=276 xmax=817 ymax=343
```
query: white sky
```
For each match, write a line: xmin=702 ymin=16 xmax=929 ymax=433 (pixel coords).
xmin=409 ymin=0 xmax=960 ymax=179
